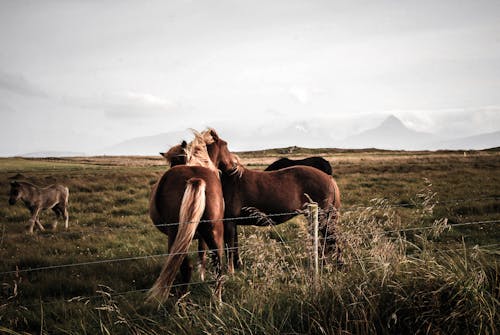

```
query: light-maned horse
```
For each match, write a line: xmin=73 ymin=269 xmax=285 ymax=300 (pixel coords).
xmin=147 ymin=135 xmax=225 ymax=303
xmin=189 ymin=129 xmax=341 ymax=271
xmin=8 ymin=181 xmax=69 ymax=233
xmin=265 ymin=156 xmax=333 ymax=175
xmin=151 ymin=140 xmax=212 ymax=281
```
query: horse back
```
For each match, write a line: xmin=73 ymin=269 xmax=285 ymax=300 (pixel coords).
xmin=42 ymin=184 xmax=69 ymax=208
xmin=303 ymin=156 xmax=332 ymax=175
xmin=154 ymin=165 xmax=224 ymax=227
xmin=265 ymin=156 xmax=332 ymax=175
xmin=242 ymin=166 xmax=339 ymax=212
xmin=264 ymin=158 xmax=292 ymax=171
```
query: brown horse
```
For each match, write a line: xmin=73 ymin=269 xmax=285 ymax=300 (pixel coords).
xmin=8 ymin=181 xmax=69 ymax=233
xmin=147 ymin=136 xmax=225 ymax=303
xmin=150 ymin=139 xmax=213 ymax=281
xmin=190 ymin=129 xmax=341 ymax=271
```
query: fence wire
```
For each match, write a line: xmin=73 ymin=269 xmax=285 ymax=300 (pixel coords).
xmin=1 ymin=218 xmax=498 ymax=277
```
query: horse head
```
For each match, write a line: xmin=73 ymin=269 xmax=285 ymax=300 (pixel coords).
xmin=198 ymin=129 xmax=240 ymax=175
xmin=8 ymin=181 xmax=21 ymax=205
xmin=160 ymin=140 xmax=188 ymax=167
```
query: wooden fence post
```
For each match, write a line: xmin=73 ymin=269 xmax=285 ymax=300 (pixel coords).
xmin=308 ymin=202 xmax=319 ymax=289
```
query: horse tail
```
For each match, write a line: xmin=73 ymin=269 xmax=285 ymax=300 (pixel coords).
xmin=147 ymin=177 xmax=207 ymax=303
xmin=330 ymin=177 xmax=341 ymax=209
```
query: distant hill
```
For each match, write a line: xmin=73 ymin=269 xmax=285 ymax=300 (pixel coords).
xmin=434 ymin=131 xmax=500 ymax=150
xmin=19 ymin=151 xmax=86 ymax=157
xmin=103 ymin=130 xmax=192 ymax=155
xmin=339 ymin=115 xmax=441 ymax=150
xmin=101 ymin=115 xmax=500 ymax=155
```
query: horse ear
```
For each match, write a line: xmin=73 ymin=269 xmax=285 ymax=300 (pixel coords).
xmin=10 ymin=180 xmax=18 ymax=186
xmin=181 ymin=140 xmax=187 ymax=148
xmin=159 ymin=152 xmax=166 ymax=157
xmin=209 ymin=129 xmax=219 ymax=141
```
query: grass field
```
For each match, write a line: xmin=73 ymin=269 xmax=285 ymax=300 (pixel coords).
xmin=0 ymin=149 xmax=499 ymax=334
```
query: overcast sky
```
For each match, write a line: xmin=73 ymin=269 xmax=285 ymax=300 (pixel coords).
xmin=1 ymin=0 xmax=499 ymax=155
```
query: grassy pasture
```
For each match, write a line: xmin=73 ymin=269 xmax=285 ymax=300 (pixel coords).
xmin=0 ymin=149 xmax=499 ymax=334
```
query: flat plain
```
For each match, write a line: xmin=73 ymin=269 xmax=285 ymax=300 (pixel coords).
xmin=1 ymin=148 xmax=499 ymax=334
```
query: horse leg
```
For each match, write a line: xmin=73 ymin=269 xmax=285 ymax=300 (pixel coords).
xmin=27 ymin=207 xmax=43 ymax=233
xmin=233 ymin=225 xmax=243 ymax=269
xmin=51 ymin=206 xmax=62 ymax=230
xmin=198 ymin=237 xmax=207 ymax=281
xmin=179 ymin=256 xmax=194 ymax=296
xmin=202 ymin=222 xmax=224 ymax=302
xmin=223 ymin=220 xmax=237 ymax=274
xmin=63 ymin=205 xmax=69 ymax=230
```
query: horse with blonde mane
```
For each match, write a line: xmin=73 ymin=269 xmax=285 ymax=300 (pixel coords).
xmin=188 ymin=129 xmax=341 ymax=271
xmin=147 ymin=133 xmax=225 ymax=303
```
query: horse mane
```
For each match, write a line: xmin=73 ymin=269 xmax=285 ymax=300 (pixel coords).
xmin=199 ymin=128 xmax=244 ymax=178
xmin=184 ymin=129 xmax=219 ymax=175
xmin=12 ymin=180 xmax=36 ymax=188
xmin=229 ymin=153 xmax=244 ymax=178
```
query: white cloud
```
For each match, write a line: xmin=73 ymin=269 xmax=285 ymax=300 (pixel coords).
xmin=62 ymin=91 xmax=178 ymax=119
xmin=0 ymin=70 xmax=48 ymax=98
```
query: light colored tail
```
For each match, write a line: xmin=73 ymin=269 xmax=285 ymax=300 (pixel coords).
xmin=147 ymin=178 xmax=206 ymax=303
xmin=64 ymin=187 xmax=69 ymax=229
xmin=331 ymin=177 xmax=341 ymax=209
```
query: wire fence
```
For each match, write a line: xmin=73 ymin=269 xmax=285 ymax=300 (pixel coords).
xmin=1 ymin=192 xmax=499 ymax=309
xmin=1 ymin=217 xmax=498 ymax=277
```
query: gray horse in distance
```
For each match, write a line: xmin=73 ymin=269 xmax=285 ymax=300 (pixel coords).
xmin=9 ymin=181 xmax=69 ymax=233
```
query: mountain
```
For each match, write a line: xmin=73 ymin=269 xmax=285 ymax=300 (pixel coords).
xmin=339 ymin=115 xmax=441 ymax=150
xmin=222 ymin=121 xmax=335 ymax=150
xmin=434 ymin=131 xmax=500 ymax=150
xmin=19 ymin=151 xmax=86 ymax=157
xmin=100 ymin=115 xmax=500 ymax=155
xmin=102 ymin=130 xmax=192 ymax=156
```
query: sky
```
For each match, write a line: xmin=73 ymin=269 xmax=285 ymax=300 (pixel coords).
xmin=0 ymin=0 xmax=499 ymax=155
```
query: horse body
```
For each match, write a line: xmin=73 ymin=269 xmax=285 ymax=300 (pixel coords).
xmin=9 ymin=181 xmax=69 ymax=233
xmin=265 ymin=156 xmax=333 ymax=175
xmin=223 ymin=166 xmax=339 ymax=222
xmin=148 ymin=159 xmax=225 ymax=303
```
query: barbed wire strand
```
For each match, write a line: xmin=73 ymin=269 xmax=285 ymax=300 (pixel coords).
xmin=1 ymin=219 xmax=498 ymax=277
xmin=6 ymin=241 xmax=499 ymax=311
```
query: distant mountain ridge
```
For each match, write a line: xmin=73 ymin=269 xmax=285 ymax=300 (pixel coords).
xmin=434 ymin=130 xmax=500 ymax=150
xmin=95 ymin=115 xmax=500 ymax=155
xmin=339 ymin=115 xmax=441 ymax=150
xmin=19 ymin=151 xmax=86 ymax=158
xmin=102 ymin=129 xmax=192 ymax=156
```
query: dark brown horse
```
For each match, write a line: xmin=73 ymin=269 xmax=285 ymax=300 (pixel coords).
xmin=190 ymin=129 xmax=341 ymax=271
xmin=265 ymin=156 xmax=333 ymax=175
xmin=8 ymin=181 xmax=69 ymax=233
xmin=147 ymin=136 xmax=225 ymax=303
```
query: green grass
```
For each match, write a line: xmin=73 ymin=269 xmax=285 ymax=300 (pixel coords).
xmin=0 ymin=151 xmax=499 ymax=334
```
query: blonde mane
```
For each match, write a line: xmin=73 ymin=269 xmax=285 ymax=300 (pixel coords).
xmin=229 ymin=153 xmax=244 ymax=178
xmin=184 ymin=129 xmax=219 ymax=175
